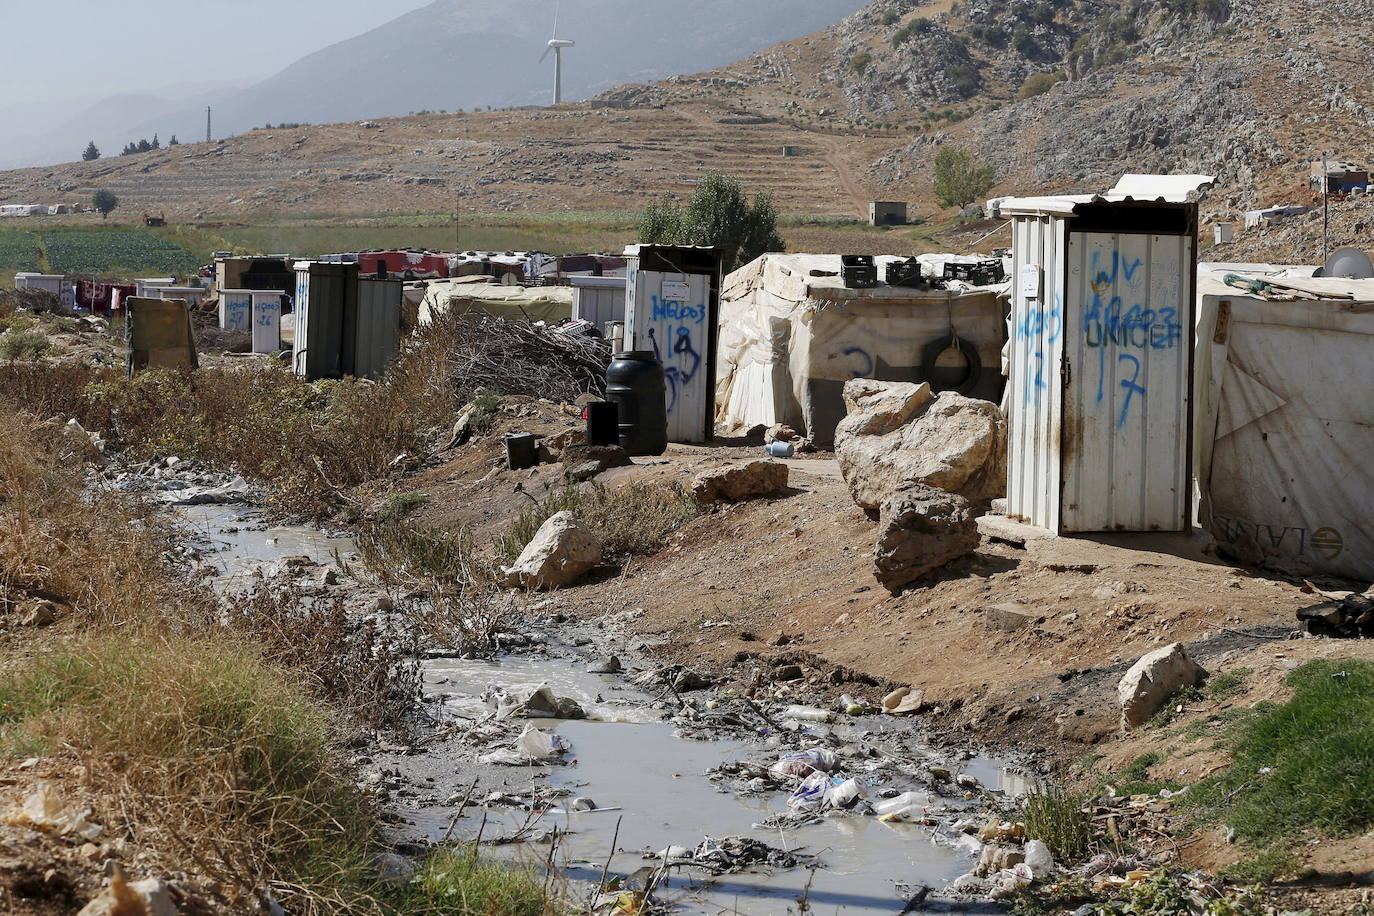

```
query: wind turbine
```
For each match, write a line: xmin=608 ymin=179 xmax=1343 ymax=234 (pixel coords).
xmin=540 ymin=0 xmax=575 ymax=105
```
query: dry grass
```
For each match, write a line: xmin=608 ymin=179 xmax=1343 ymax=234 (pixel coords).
xmin=403 ymin=586 xmax=521 ymax=659
xmin=0 ymin=632 xmax=381 ymax=914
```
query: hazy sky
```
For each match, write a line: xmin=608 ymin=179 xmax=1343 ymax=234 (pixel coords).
xmin=2 ymin=0 xmax=432 ymax=108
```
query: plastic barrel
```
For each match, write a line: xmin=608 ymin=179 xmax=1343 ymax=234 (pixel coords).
xmin=606 ymin=351 xmax=668 ymax=457
xmin=585 ymin=401 xmax=619 ymax=447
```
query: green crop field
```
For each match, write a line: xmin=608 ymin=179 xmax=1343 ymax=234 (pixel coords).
xmin=0 ymin=229 xmax=42 ymax=281
xmin=39 ymin=228 xmax=201 ymax=276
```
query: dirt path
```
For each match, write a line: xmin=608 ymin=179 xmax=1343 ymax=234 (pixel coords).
xmin=817 ymin=135 xmax=870 ymax=219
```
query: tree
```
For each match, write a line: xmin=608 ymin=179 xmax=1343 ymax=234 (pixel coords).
xmin=638 ymin=172 xmax=786 ymax=271
xmin=121 ymin=142 xmax=137 ymax=156
xmin=933 ymin=146 xmax=996 ymax=209
xmin=168 ymin=135 xmax=180 ymax=146
xmin=152 ymin=133 xmax=160 ymax=150
xmin=92 ymin=190 xmax=119 ymax=219
xmin=82 ymin=140 xmax=100 ymax=162
xmin=136 ymin=139 xmax=152 ymax=153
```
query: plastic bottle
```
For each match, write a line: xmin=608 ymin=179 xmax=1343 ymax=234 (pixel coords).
xmin=873 ymin=791 xmax=931 ymax=816
xmin=783 ymin=705 xmax=837 ymax=723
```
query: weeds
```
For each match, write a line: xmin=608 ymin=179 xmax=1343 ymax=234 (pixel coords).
xmin=358 ymin=516 xmax=481 ymax=586
xmin=1022 ymin=784 xmax=1092 ymax=863
xmin=403 ymin=586 xmax=519 ymax=659
xmin=223 ymin=584 xmax=422 ymax=732
xmin=1216 ymin=848 xmax=1295 ymax=883
xmin=1204 ymin=667 xmax=1251 ymax=702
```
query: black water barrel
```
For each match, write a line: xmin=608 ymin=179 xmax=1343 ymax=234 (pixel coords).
xmin=585 ymin=401 xmax=619 ymax=447
xmin=606 ymin=351 xmax=668 ymax=457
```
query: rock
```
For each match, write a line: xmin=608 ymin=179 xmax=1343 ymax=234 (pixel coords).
xmin=673 ymin=669 xmax=713 ymax=692
xmin=882 ymin=686 xmax=925 ymax=715
xmin=561 ymin=444 xmax=632 ymax=482
xmin=976 ymin=844 xmax=1025 ymax=877
xmin=316 ymin=567 xmax=339 ymax=587
xmin=956 ymin=773 xmax=982 ymax=791
xmin=588 ymin=656 xmax=622 ymax=674
xmin=835 ymin=380 xmax=1006 ymax=509
xmin=690 ymin=460 xmax=789 ymax=503
xmin=1117 ymin=642 xmax=1208 ymax=729
xmin=873 ymin=484 xmax=979 ymax=593
xmin=772 ymin=664 xmax=805 ymax=682
xmin=985 ymin=603 xmax=1037 ymax=632
xmin=502 ymin=511 xmax=604 ymax=590
xmin=18 ymin=600 xmax=57 ymax=628
xmin=929 ymin=765 xmax=953 ymax=782
xmin=766 ymin=423 xmax=799 ymax=443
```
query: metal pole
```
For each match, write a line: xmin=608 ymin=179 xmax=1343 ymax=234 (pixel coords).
xmin=1323 ymin=151 xmax=1330 ymax=263
xmin=206 ymin=107 xmax=212 ymax=144
xmin=554 ymin=49 xmax=562 ymax=105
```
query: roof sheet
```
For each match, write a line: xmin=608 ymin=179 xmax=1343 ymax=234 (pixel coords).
xmin=998 ymin=173 xmax=1215 ymax=217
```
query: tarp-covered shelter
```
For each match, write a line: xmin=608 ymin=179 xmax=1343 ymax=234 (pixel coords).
xmin=715 ymin=253 xmax=1009 ymax=446
xmin=418 ymin=280 xmax=574 ymax=325
xmin=1195 ymin=273 xmax=1374 ymax=580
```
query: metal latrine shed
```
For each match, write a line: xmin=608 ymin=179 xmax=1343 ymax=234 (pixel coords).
xmin=1000 ymin=175 xmax=1212 ymax=534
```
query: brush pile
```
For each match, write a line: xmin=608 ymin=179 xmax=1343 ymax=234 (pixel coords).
xmin=431 ymin=312 xmax=609 ymax=403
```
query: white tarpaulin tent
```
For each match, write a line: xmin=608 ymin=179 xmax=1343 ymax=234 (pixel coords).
xmin=716 ymin=253 xmax=1009 ymax=446
xmin=1195 ymin=273 xmax=1374 ymax=580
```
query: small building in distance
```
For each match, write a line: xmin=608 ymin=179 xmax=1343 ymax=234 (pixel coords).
xmin=869 ymin=201 xmax=908 ymax=226
xmin=1311 ymin=157 xmax=1369 ymax=196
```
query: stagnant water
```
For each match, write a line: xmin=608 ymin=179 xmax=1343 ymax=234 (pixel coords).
xmin=182 ymin=504 xmax=1028 ymax=914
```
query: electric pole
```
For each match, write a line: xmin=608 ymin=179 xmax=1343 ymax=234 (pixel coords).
xmin=206 ymin=107 xmax=213 ymax=144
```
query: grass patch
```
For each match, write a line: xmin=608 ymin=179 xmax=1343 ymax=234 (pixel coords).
xmin=1217 ymin=847 xmax=1297 ymax=884
xmin=496 ymin=481 xmax=706 ymax=565
xmin=39 ymin=227 xmax=201 ymax=276
xmin=1184 ymin=659 xmax=1374 ymax=845
xmin=1145 ymin=684 xmax=1201 ymax=728
xmin=390 ymin=846 xmax=559 ymax=915
xmin=1022 ymin=784 xmax=1092 ymax=862
xmin=358 ymin=517 xmax=480 ymax=585
xmin=1205 ymin=667 xmax=1252 ymax=701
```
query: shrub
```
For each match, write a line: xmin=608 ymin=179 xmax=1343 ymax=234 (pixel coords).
xmin=1016 ymin=71 xmax=1064 ymax=100
xmin=391 ymin=846 xmax=559 ymax=915
xmin=850 ymin=51 xmax=874 ymax=74
xmin=0 ymin=327 xmax=50 ymax=360
xmin=890 ymin=17 xmax=935 ymax=46
xmin=639 ymin=172 xmax=785 ymax=271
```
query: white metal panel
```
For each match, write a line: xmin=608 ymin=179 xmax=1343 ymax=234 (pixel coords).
xmin=250 ymin=293 xmax=281 ymax=354
xmin=1007 ymin=215 xmax=1067 ymax=531
xmin=571 ymin=283 xmax=626 ymax=328
xmin=627 ymin=268 xmax=711 ymax=443
xmin=1061 ymin=232 xmax=1191 ymax=532
xmin=219 ymin=290 xmax=253 ymax=331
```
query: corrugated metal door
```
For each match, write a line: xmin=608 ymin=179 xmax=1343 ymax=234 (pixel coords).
xmin=628 ymin=270 xmax=712 ymax=443
xmin=1061 ymin=232 xmax=1192 ymax=531
xmin=1007 ymin=216 xmax=1067 ymax=529
xmin=354 ymin=279 xmax=402 ymax=378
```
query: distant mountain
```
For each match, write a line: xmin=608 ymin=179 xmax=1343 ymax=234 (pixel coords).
xmin=0 ymin=83 xmax=248 ymax=171
xmin=3 ymin=0 xmax=870 ymax=170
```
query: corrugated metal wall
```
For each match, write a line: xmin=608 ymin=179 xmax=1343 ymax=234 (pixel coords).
xmin=293 ymin=263 xmax=357 ymax=379
xmin=571 ymin=284 xmax=627 ymax=329
xmin=1061 ymin=232 xmax=1192 ymax=532
xmin=1007 ymin=216 xmax=1067 ymax=530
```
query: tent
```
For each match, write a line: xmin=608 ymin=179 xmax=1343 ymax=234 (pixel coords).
xmin=1195 ymin=273 xmax=1374 ymax=580
xmin=715 ymin=253 xmax=1009 ymax=446
xmin=418 ymin=279 xmax=574 ymax=325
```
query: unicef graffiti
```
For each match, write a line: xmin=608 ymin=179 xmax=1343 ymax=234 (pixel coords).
xmin=1082 ymin=251 xmax=1183 ymax=428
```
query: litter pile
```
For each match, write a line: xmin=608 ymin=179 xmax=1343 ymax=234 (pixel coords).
xmin=1297 ymin=591 xmax=1374 ymax=638
xmin=653 ymin=835 xmax=814 ymax=875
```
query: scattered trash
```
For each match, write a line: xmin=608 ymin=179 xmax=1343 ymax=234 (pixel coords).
xmin=2 ymin=781 xmax=102 ymax=840
xmin=516 ymin=725 xmax=571 ymax=759
xmin=1024 ymin=838 xmax=1055 ymax=874
xmin=783 ymin=705 xmax=836 ymax=723
xmin=883 ymin=686 xmax=925 ymax=715
xmin=483 ymin=684 xmax=587 ymax=720
xmin=685 ymin=835 xmax=813 ymax=875
xmin=788 ymin=771 xmax=832 ymax=810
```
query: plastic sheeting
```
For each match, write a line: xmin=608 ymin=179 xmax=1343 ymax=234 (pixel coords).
xmin=418 ymin=279 xmax=573 ymax=325
xmin=716 ymin=254 xmax=1009 ymax=446
xmin=1195 ymin=277 xmax=1374 ymax=579
xmin=126 ymin=297 xmax=197 ymax=375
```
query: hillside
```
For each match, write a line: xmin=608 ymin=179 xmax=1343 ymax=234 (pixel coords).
xmin=1 ymin=0 xmax=870 ymax=173
xmin=1 ymin=0 xmax=1370 ymax=258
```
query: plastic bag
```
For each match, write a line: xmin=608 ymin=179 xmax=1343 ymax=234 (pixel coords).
xmin=788 ymin=772 xmax=831 ymax=810
xmin=769 ymin=748 xmax=838 ymax=778
xmin=516 ymin=726 xmax=569 ymax=758
xmin=823 ymin=778 xmax=864 ymax=810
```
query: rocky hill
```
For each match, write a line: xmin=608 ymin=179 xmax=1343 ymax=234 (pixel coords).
xmin=1 ymin=0 xmax=1369 ymax=250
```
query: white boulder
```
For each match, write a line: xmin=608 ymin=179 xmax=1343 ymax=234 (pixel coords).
xmin=1117 ymin=642 xmax=1208 ymax=729
xmin=502 ymin=511 xmax=603 ymax=590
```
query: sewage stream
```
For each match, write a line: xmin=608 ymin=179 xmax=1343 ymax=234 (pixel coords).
xmin=180 ymin=503 xmax=1028 ymax=914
